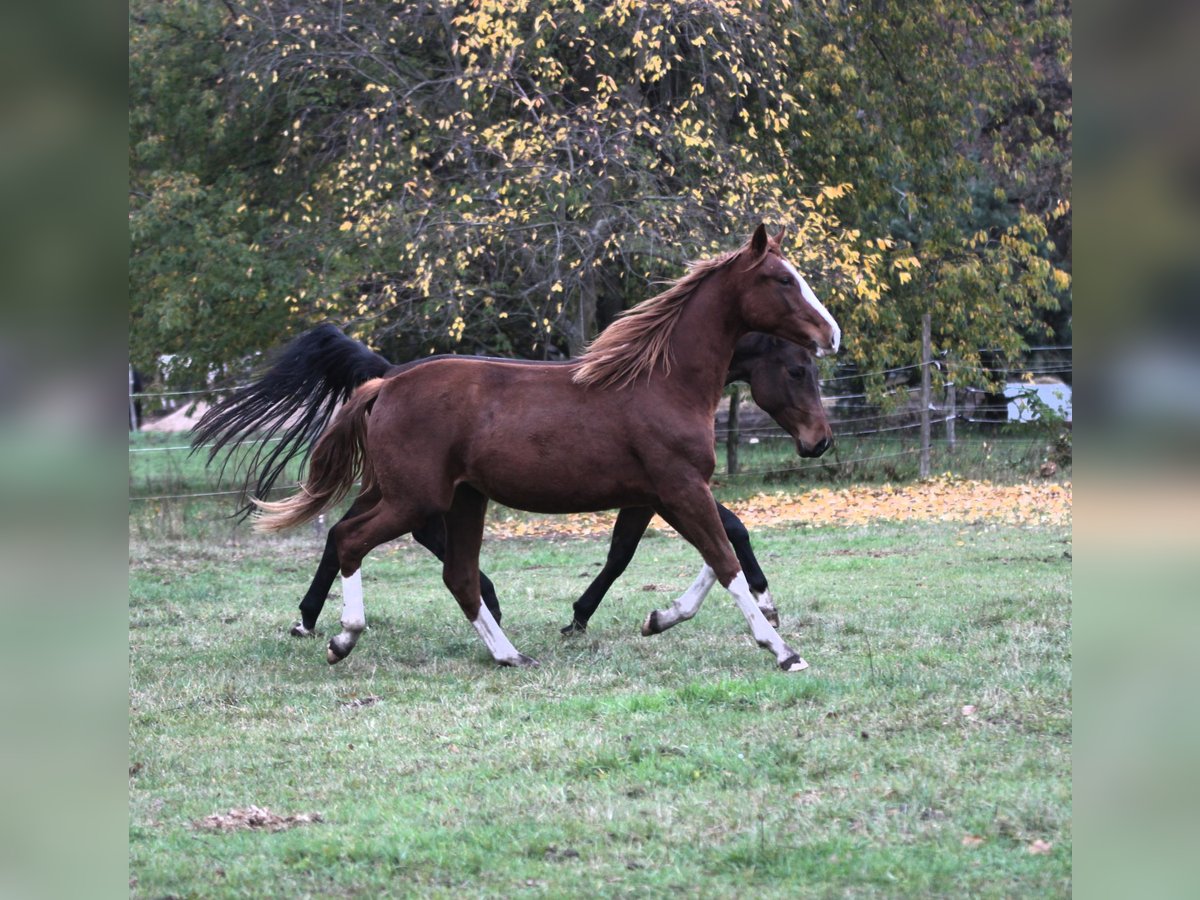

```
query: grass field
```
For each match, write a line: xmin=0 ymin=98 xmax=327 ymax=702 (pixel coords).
xmin=129 ymin=493 xmax=1071 ymax=897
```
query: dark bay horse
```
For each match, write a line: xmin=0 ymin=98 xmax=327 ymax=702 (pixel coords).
xmin=254 ymin=225 xmax=840 ymax=671
xmin=192 ymin=325 xmax=831 ymax=638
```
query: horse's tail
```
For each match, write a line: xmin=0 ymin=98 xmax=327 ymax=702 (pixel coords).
xmin=252 ymin=377 xmax=386 ymax=532
xmin=189 ymin=324 xmax=394 ymax=519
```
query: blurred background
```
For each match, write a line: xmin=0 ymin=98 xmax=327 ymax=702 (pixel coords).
xmin=1074 ymin=3 xmax=1200 ymax=898
xmin=0 ymin=1 xmax=126 ymax=897
xmin=1 ymin=0 xmax=1197 ymax=895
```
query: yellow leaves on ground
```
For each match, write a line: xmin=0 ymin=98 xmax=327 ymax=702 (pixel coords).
xmin=735 ymin=478 xmax=1072 ymax=529
xmin=483 ymin=477 xmax=1071 ymax=540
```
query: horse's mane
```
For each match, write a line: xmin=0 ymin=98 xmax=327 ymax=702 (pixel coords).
xmin=572 ymin=238 xmax=762 ymax=390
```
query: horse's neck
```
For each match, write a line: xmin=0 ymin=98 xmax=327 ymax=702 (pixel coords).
xmin=725 ymin=337 xmax=761 ymax=386
xmin=663 ymin=274 xmax=744 ymax=406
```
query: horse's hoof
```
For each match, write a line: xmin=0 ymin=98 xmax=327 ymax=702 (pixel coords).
xmin=327 ymin=635 xmax=355 ymax=664
xmin=760 ymin=608 xmax=780 ymax=628
xmin=560 ymin=619 xmax=586 ymax=636
xmin=641 ymin=611 xmax=661 ymax=636
xmin=499 ymin=653 xmax=540 ymax=668
xmin=779 ymin=654 xmax=809 ymax=673
xmin=291 ymin=622 xmax=317 ymax=638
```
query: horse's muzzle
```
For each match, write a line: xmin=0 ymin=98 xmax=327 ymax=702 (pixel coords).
xmin=797 ymin=436 xmax=832 ymax=458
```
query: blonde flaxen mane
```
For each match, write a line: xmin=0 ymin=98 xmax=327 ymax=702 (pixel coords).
xmin=572 ymin=239 xmax=761 ymax=390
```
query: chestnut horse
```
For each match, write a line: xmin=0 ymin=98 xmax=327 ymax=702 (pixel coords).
xmin=255 ymin=226 xmax=840 ymax=671
xmin=191 ymin=325 xmax=831 ymax=637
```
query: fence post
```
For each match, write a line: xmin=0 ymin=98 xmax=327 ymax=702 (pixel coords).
xmin=919 ymin=313 xmax=931 ymax=479
xmin=945 ymin=380 xmax=956 ymax=452
xmin=726 ymin=384 xmax=741 ymax=475
xmin=129 ymin=365 xmax=138 ymax=433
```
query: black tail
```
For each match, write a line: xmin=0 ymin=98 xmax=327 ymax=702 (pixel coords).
xmin=190 ymin=324 xmax=394 ymax=519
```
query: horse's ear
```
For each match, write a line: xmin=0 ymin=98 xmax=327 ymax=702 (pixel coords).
xmin=750 ymin=224 xmax=769 ymax=258
xmin=772 ymin=226 xmax=787 ymax=250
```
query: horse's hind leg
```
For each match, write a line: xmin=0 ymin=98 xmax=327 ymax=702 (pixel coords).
xmin=292 ymin=491 xmax=378 ymax=637
xmin=291 ymin=524 xmax=340 ymax=636
xmin=325 ymin=499 xmax=415 ymax=664
xmin=562 ymin=506 xmax=656 ymax=635
xmin=411 ymin=516 xmax=504 ymax=624
xmin=442 ymin=484 xmax=538 ymax=668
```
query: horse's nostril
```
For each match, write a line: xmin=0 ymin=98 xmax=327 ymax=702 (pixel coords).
xmin=813 ymin=437 xmax=831 ymax=457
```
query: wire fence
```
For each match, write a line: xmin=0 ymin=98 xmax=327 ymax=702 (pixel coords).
xmin=129 ymin=347 xmax=1071 ymax=503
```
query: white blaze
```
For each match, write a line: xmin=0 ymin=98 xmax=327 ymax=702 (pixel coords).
xmin=781 ymin=258 xmax=841 ymax=356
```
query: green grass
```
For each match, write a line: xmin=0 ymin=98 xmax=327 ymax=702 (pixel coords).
xmin=712 ymin=423 xmax=1070 ymax=490
xmin=130 ymin=505 xmax=1071 ymax=897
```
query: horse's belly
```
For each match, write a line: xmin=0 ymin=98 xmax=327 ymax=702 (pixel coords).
xmin=480 ymin=479 xmax=650 ymax=515
xmin=466 ymin=444 xmax=651 ymax=514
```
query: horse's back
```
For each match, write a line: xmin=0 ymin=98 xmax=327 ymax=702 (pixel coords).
xmin=366 ymin=358 xmax=657 ymax=512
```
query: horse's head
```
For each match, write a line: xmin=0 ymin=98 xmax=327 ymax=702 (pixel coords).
xmin=731 ymin=225 xmax=841 ymax=359
xmin=731 ymin=334 xmax=833 ymax=458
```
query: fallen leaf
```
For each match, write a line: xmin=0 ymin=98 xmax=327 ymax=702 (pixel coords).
xmin=961 ymin=705 xmax=977 ymax=716
xmin=340 ymin=695 xmax=381 ymax=709
xmin=1027 ymin=839 xmax=1054 ymax=855
xmin=477 ymin=478 xmax=1071 ymax=541
xmin=961 ymin=835 xmax=985 ymax=847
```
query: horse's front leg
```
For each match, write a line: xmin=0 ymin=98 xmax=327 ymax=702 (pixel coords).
xmin=717 ymin=503 xmax=779 ymax=627
xmin=645 ymin=482 xmax=808 ymax=672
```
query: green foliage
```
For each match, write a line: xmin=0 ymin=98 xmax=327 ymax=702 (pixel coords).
xmin=130 ymin=0 xmax=297 ymax=384
xmin=790 ymin=0 xmax=1072 ymax=399
xmin=129 ymin=1 xmax=1071 ymax=395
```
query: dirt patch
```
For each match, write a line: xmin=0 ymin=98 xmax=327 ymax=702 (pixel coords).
xmin=141 ymin=401 xmax=209 ymax=432
xmin=192 ymin=805 xmax=322 ymax=833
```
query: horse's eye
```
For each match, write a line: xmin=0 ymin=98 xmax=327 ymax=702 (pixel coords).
xmin=787 ymin=366 xmax=806 ymax=378
xmin=775 ymin=273 xmax=794 ymax=285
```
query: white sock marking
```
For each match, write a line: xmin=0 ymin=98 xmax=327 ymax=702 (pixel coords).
xmin=781 ymin=258 xmax=841 ymax=355
xmin=340 ymin=570 xmax=365 ymax=633
xmin=651 ymin=565 xmax=717 ymax=631
xmin=753 ymin=588 xmax=777 ymax=614
xmin=471 ymin=603 xmax=522 ymax=664
xmin=728 ymin=571 xmax=805 ymax=668
xmin=674 ymin=565 xmax=718 ymax=618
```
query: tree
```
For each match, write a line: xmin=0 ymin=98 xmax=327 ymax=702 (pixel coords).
xmin=129 ymin=0 xmax=1070 ymax=399
xmin=783 ymin=0 xmax=1071 ymax=398
xmin=216 ymin=0 xmax=894 ymax=361
xmin=130 ymin=0 xmax=299 ymax=385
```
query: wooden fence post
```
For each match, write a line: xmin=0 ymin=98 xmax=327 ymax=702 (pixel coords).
xmin=919 ymin=313 xmax=931 ymax=479
xmin=946 ymin=380 xmax=956 ymax=452
xmin=129 ymin=365 xmax=139 ymax=433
